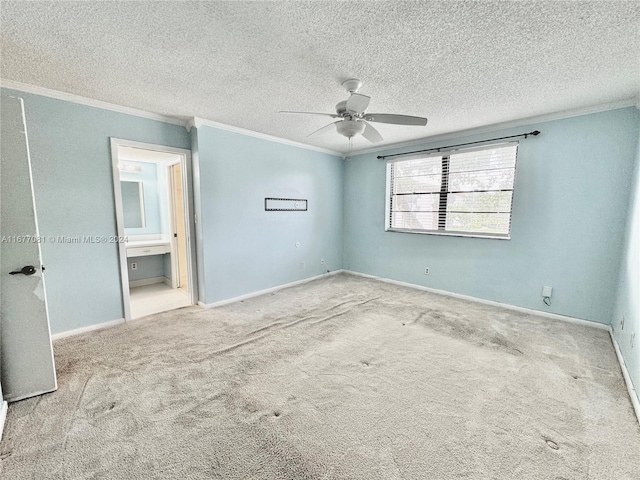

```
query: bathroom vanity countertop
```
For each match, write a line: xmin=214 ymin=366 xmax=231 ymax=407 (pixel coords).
xmin=125 ymin=239 xmax=171 ymax=248
xmin=125 ymin=239 xmax=171 ymax=258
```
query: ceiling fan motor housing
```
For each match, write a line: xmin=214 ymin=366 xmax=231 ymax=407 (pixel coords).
xmin=342 ymin=79 xmax=363 ymax=93
xmin=336 ymin=120 xmax=366 ymax=138
xmin=335 ymin=100 xmax=348 ymax=116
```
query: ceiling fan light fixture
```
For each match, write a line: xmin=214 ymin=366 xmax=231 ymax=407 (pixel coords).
xmin=282 ymin=78 xmax=429 ymax=146
xmin=336 ymin=120 xmax=366 ymax=139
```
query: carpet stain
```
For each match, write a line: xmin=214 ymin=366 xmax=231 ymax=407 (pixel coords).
xmin=57 ymin=357 xmax=81 ymax=378
xmin=546 ymin=439 xmax=560 ymax=450
xmin=410 ymin=307 xmax=525 ymax=356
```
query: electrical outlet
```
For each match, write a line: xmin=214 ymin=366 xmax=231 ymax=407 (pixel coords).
xmin=621 ymin=315 xmax=625 ymax=330
xmin=424 ymin=267 xmax=430 ymax=275
xmin=131 ymin=262 xmax=137 ymax=270
xmin=300 ymin=262 xmax=305 ymax=270
xmin=542 ymin=286 xmax=553 ymax=297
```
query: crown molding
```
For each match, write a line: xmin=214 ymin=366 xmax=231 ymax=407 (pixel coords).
xmin=188 ymin=116 xmax=343 ymax=157
xmin=0 ymin=79 xmax=187 ymax=126
xmin=185 ymin=117 xmax=199 ymax=131
xmin=0 ymin=80 xmax=342 ymax=156
xmin=351 ymin=97 xmax=639 ymax=157
xmin=3 ymin=79 xmax=635 ymax=159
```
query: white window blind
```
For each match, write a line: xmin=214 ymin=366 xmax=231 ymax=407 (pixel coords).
xmin=387 ymin=143 xmax=518 ymax=238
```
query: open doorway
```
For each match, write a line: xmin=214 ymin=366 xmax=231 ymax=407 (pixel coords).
xmin=110 ymin=139 xmax=196 ymax=320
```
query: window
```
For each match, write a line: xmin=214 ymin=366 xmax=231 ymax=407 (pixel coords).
xmin=386 ymin=143 xmax=518 ymax=239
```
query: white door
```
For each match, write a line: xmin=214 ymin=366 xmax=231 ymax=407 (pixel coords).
xmin=170 ymin=163 xmax=188 ymax=291
xmin=0 ymin=93 xmax=57 ymax=402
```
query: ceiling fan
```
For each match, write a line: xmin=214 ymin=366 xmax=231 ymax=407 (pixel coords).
xmin=281 ymin=79 xmax=428 ymax=145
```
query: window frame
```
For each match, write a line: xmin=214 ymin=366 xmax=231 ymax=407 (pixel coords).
xmin=384 ymin=141 xmax=519 ymax=240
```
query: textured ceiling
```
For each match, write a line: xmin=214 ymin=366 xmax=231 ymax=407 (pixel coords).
xmin=1 ymin=1 xmax=639 ymax=154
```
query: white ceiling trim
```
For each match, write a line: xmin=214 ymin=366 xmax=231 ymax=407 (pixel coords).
xmin=0 ymin=79 xmax=342 ymax=157
xmin=352 ymin=98 xmax=639 ymax=157
xmin=2 ymin=79 xmax=635 ymax=161
xmin=188 ymin=117 xmax=342 ymax=157
xmin=0 ymin=79 xmax=186 ymax=126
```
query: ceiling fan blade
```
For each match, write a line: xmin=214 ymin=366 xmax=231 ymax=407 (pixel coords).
xmin=345 ymin=93 xmax=371 ymax=114
xmin=363 ymin=113 xmax=428 ymax=126
xmin=362 ymin=121 xmax=383 ymax=143
xmin=280 ymin=111 xmax=341 ymax=118
xmin=307 ymin=121 xmax=340 ymax=137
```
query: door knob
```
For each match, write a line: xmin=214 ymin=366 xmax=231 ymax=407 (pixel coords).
xmin=9 ymin=265 xmax=37 ymax=276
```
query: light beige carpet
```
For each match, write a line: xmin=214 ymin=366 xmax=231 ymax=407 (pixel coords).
xmin=1 ymin=273 xmax=638 ymax=479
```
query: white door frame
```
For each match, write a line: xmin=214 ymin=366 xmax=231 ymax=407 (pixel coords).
xmin=109 ymin=138 xmax=197 ymax=320
xmin=166 ymin=158 xmax=181 ymax=290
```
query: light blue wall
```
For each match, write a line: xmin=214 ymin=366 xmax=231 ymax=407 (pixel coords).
xmin=127 ymin=256 xmax=166 ymax=282
xmin=5 ymin=83 xmax=637 ymax=346
xmin=344 ymin=108 xmax=640 ymax=324
xmin=0 ymin=88 xmax=191 ymax=334
xmin=120 ymin=161 xmax=163 ymax=235
xmin=612 ymin=128 xmax=640 ymax=396
xmin=194 ymin=126 xmax=343 ymax=304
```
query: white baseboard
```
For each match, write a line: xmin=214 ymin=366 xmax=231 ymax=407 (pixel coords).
xmin=129 ymin=276 xmax=165 ymax=288
xmin=199 ymin=270 xmax=344 ymax=308
xmin=342 ymin=270 xmax=609 ymax=331
xmin=0 ymin=400 xmax=7 ymax=442
xmin=610 ymin=329 xmax=640 ymax=426
xmin=51 ymin=318 xmax=126 ymax=341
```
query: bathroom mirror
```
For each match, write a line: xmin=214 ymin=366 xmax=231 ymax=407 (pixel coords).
xmin=121 ymin=180 xmax=146 ymax=228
